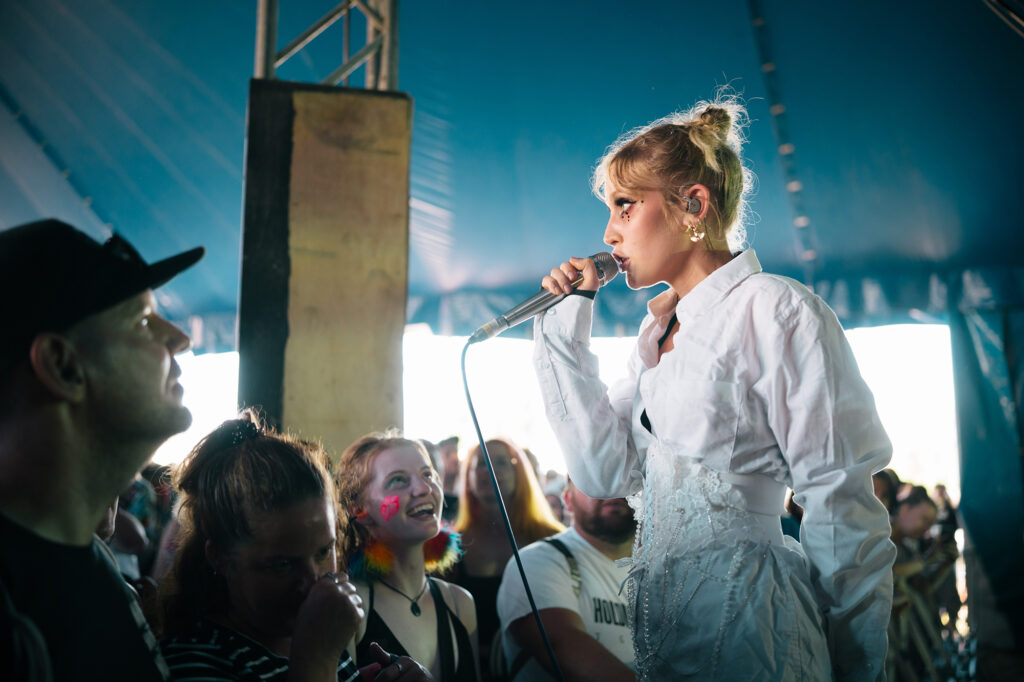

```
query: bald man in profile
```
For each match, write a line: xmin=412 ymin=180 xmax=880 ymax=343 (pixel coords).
xmin=0 ymin=219 xmax=203 ymax=680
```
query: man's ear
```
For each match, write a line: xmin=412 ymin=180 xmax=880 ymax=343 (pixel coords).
xmin=562 ymin=483 xmax=574 ymax=516
xmin=28 ymin=333 xmax=85 ymax=402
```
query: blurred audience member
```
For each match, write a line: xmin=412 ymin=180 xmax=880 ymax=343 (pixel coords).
xmin=421 ymin=438 xmax=460 ymax=524
xmin=521 ymin=447 xmax=542 ymax=482
xmin=449 ymin=438 xmax=565 ymax=680
xmin=892 ymin=485 xmax=937 ymax=559
xmin=887 ymin=483 xmax=958 ymax=681
xmin=497 ymin=480 xmax=635 ymax=681
xmin=149 ymin=506 xmax=181 ymax=582
xmin=141 ymin=463 xmax=177 ymax=572
xmin=541 ymin=470 xmax=562 ymax=490
xmin=121 ymin=474 xmax=159 ymax=542
xmin=0 ymin=219 xmax=202 ymax=680
xmin=930 ymin=484 xmax=962 ymax=628
xmin=931 ymin=484 xmax=958 ymax=544
xmin=872 ymin=468 xmax=902 ymax=515
xmin=438 ymin=436 xmax=461 ymax=496
xmin=438 ymin=436 xmax=462 ymax=523
xmin=159 ymin=412 xmax=424 ymax=681
xmin=110 ymin=500 xmax=151 ymax=581
xmin=420 ymin=439 xmax=445 ymax=480
xmin=542 ymin=475 xmax=569 ymax=526
xmin=338 ymin=433 xmax=479 ymax=681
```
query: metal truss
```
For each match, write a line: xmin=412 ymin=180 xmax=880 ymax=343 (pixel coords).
xmin=254 ymin=0 xmax=398 ymax=89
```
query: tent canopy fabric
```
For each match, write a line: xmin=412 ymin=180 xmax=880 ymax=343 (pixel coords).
xmin=4 ymin=0 xmax=1024 ymax=649
xmin=1 ymin=0 xmax=1023 ymax=346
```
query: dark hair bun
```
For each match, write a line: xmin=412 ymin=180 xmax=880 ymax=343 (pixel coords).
xmin=697 ymin=107 xmax=732 ymax=143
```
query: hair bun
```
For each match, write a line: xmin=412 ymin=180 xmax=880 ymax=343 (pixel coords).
xmin=697 ymin=107 xmax=732 ymax=143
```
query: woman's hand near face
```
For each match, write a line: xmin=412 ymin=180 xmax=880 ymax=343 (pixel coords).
xmin=541 ymin=256 xmax=600 ymax=296
xmin=289 ymin=572 xmax=365 ymax=680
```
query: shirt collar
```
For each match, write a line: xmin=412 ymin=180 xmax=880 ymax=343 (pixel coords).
xmin=646 ymin=249 xmax=762 ymax=322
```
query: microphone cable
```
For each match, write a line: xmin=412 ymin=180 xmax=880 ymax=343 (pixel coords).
xmin=460 ymin=340 xmax=568 ymax=682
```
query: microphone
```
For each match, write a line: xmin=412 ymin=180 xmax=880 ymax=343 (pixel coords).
xmin=468 ymin=252 xmax=618 ymax=344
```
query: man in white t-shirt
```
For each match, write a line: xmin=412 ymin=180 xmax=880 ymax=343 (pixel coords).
xmin=496 ymin=480 xmax=636 ymax=681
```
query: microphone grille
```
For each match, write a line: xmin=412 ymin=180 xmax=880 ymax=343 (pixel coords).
xmin=591 ymin=252 xmax=619 ymax=286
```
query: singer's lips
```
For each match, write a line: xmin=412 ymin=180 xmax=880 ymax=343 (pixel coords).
xmin=613 ymin=254 xmax=628 ymax=272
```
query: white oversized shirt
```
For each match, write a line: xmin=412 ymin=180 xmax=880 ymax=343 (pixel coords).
xmin=533 ymin=249 xmax=896 ymax=681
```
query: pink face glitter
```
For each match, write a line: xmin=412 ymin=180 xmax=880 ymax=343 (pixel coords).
xmin=380 ymin=495 xmax=400 ymax=522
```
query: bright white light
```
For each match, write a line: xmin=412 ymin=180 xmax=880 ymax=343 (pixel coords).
xmin=846 ymin=324 xmax=959 ymax=503
xmin=155 ymin=324 xmax=960 ymax=507
xmin=401 ymin=324 xmax=636 ymax=475
xmin=151 ymin=351 xmax=239 ymax=466
xmin=404 ymin=323 xmax=960 ymax=500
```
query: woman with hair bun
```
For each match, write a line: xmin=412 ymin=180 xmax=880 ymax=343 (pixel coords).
xmin=533 ymin=96 xmax=896 ymax=680
xmin=158 ymin=411 xmax=428 ymax=681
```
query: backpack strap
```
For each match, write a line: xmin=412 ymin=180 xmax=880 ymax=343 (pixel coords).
xmin=542 ymin=537 xmax=581 ymax=599
xmin=506 ymin=537 xmax=580 ymax=680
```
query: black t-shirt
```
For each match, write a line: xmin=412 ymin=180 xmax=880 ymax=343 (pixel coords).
xmin=0 ymin=512 xmax=168 ymax=681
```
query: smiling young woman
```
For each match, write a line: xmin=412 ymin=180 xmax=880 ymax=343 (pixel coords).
xmin=337 ymin=432 xmax=480 ymax=681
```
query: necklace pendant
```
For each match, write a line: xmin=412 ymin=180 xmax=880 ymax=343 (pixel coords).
xmin=410 ymin=602 xmax=421 ymax=617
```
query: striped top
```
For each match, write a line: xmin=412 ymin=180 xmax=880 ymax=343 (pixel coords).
xmin=161 ymin=619 xmax=360 ymax=681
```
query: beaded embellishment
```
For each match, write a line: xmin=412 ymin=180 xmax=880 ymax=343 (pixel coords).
xmin=623 ymin=443 xmax=772 ymax=680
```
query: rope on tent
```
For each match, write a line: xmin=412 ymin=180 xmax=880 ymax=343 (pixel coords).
xmin=745 ymin=0 xmax=820 ymax=289
xmin=983 ymin=0 xmax=1024 ymax=39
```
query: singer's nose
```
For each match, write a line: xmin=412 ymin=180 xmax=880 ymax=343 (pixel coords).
xmin=604 ymin=217 xmax=620 ymax=247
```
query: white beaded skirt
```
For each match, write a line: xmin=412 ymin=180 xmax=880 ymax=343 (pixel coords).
xmin=622 ymin=444 xmax=832 ymax=681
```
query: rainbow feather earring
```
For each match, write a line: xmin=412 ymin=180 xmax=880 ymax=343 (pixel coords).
xmin=347 ymin=527 xmax=463 ymax=580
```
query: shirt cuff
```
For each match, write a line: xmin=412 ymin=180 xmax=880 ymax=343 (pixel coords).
xmin=536 ymin=294 xmax=594 ymax=340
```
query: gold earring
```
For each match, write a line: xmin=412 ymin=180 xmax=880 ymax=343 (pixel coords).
xmin=687 ymin=221 xmax=706 ymax=243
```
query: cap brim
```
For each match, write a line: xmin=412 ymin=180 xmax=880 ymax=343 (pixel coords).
xmin=144 ymin=246 xmax=205 ymax=290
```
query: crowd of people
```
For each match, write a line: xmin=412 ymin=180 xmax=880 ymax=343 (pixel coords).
xmin=874 ymin=471 xmax=965 ymax=681
xmin=0 ymin=214 xmax=630 ymax=681
xmin=1 ymin=93 xmax=973 ymax=681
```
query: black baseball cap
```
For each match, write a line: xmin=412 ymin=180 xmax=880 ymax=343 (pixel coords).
xmin=1 ymin=218 xmax=205 ymax=368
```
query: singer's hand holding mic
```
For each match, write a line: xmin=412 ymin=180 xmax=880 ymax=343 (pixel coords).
xmin=542 ymin=255 xmax=602 ymax=296
xmin=469 ymin=252 xmax=618 ymax=343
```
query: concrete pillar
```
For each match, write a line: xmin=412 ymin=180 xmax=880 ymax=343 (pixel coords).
xmin=239 ymin=79 xmax=411 ymax=460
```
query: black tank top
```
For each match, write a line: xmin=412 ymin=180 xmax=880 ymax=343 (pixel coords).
xmin=356 ymin=576 xmax=477 ymax=681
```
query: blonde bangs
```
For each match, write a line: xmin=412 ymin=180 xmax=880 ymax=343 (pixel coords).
xmin=604 ymin=151 xmax=660 ymax=198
